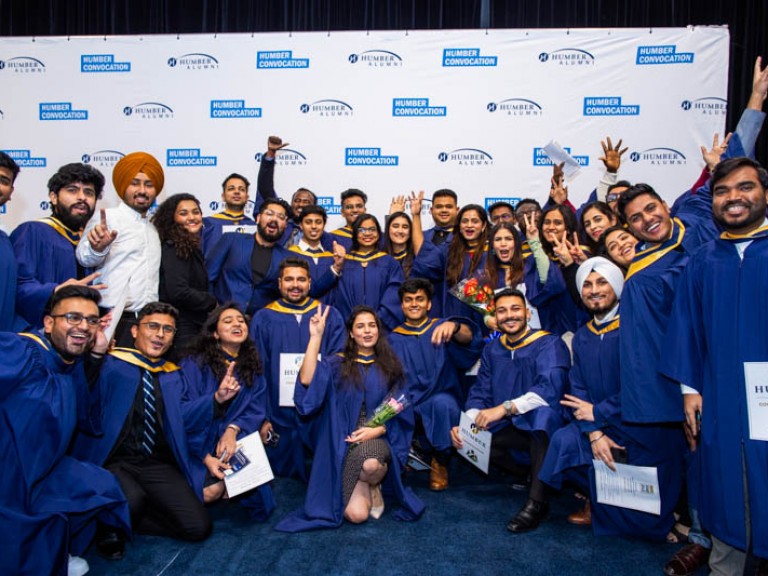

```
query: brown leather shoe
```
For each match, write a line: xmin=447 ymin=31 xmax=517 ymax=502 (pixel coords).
xmin=663 ymin=544 xmax=711 ymax=576
xmin=567 ymin=499 xmax=591 ymax=526
xmin=429 ymin=458 xmax=448 ymax=491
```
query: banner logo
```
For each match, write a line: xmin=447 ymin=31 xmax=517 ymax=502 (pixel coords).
xmin=630 ymin=147 xmax=687 ymax=165
xmin=168 ymin=53 xmax=220 ymax=70
xmin=208 ymin=199 xmax=255 ymax=213
xmin=533 ymin=147 xmax=589 ymax=167
xmin=255 ymin=149 xmax=308 ymax=166
xmin=257 ymin=51 xmax=309 ymax=69
xmin=39 ymin=102 xmax=88 ymax=121
xmin=681 ymin=97 xmax=727 ymax=116
xmin=345 ymin=148 xmax=398 ymax=166
xmin=82 ymin=150 xmax=125 ymax=168
xmin=0 ymin=56 xmax=46 ymax=73
xmin=210 ymin=100 xmax=262 ymax=119
xmin=485 ymin=197 xmax=521 ymax=209
xmin=166 ymin=148 xmax=217 ymax=167
xmin=317 ymin=196 xmax=341 ymax=215
xmin=1 ymin=149 xmax=47 ymax=167
xmin=300 ymin=99 xmax=353 ymax=117
xmin=438 ymin=148 xmax=493 ymax=166
xmin=583 ymin=96 xmax=640 ymax=116
xmin=80 ymin=54 xmax=131 ymax=73
xmin=636 ymin=45 xmax=694 ymax=65
xmin=538 ymin=49 xmax=595 ymax=66
xmin=392 ymin=98 xmax=446 ymax=117
xmin=348 ymin=50 xmax=403 ymax=67
xmin=487 ymin=98 xmax=543 ymax=117
xmin=123 ymin=102 xmax=174 ymax=119
xmin=442 ymin=48 xmax=497 ymax=67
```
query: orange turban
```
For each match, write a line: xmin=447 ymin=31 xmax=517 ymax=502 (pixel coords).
xmin=112 ymin=151 xmax=164 ymax=198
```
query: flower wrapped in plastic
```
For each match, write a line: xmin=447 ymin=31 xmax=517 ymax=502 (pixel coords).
xmin=365 ymin=391 xmax=411 ymax=428
xmin=449 ymin=270 xmax=496 ymax=316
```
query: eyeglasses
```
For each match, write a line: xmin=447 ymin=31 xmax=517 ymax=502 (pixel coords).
xmin=606 ymin=193 xmax=621 ymax=203
xmin=50 ymin=312 xmax=100 ymax=327
xmin=140 ymin=322 xmax=177 ymax=335
xmin=491 ymin=213 xmax=514 ymax=222
xmin=357 ymin=226 xmax=378 ymax=234
xmin=260 ymin=209 xmax=287 ymax=221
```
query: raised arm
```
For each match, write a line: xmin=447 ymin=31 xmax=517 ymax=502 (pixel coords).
xmin=299 ymin=303 xmax=330 ymax=385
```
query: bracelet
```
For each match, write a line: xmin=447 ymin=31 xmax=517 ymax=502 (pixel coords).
xmin=590 ymin=433 xmax=605 ymax=444
xmin=227 ymin=424 xmax=240 ymax=434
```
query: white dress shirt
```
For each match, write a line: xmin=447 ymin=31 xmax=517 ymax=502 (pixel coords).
xmin=76 ymin=201 xmax=161 ymax=312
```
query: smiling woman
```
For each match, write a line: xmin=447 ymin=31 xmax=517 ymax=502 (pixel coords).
xmin=152 ymin=193 xmax=217 ymax=350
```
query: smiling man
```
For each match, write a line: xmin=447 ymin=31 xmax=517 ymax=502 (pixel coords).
xmin=424 ymin=188 xmax=459 ymax=246
xmin=250 ymin=258 xmax=346 ymax=480
xmin=451 ymin=288 xmax=569 ymax=533
xmin=76 ymin=151 xmax=165 ymax=346
xmin=72 ymin=302 xmax=214 ymax=560
xmin=201 ymin=172 xmax=256 ymax=257
xmin=12 ymin=162 xmax=106 ymax=330
xmin=389 ymin=278 xmax=482 ymax=491
xmin=0 ymin=286 xmax=129 ymax=576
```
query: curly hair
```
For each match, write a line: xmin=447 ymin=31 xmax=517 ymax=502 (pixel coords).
xmin=339 ymin=306 xmax=404 ymax=391
xmin=182 ymin=303 xmax=263 ymax=387
xmin=485 ymin=222 xmax=524 ymax=288
xmin=446 ymin=204 xmax=488 ymax=286
xmin=151 ymin=193 xmax=202 ymax=260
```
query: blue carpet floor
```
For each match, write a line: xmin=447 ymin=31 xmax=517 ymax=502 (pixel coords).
xmin=84 ymin=458 xmax=694 ymax=576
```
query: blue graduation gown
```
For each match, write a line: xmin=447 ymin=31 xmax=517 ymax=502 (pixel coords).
xmin=0 ymin=332 xmax=129 ymax=575
xmin=620 ymin=219 xmax=689 ymax=423
xmin=288 ymin=244 xmax=338 ymax=303
xmin=539 ymin=317 xmax=684 ymax=540
xmin=466 ymin=330 xmax=569 ymax=438
xmin=202 ymin=211 xmax=256 ymax=258
xmin=71 ymin=350 xmax=212 ymax=502
xmin=274 ymin=355 xmax=424 ymax=532
xmin=11 ymin=218 xmax=87 ymax=330
xmin=411 ymin=241 xmax=489 ymax=333
xmin=250 ymin=298 xmax=346 ymax=480
xmin=0 ymin=229 xmax=16 ymax=332
xmin=389 ymin=317 xmax=483 ymax=450
xmin=524 ymin=256 xmax=588 ymax=336
xmin=179 ymin=355 xmax=275 ymax=518
xmin=329 ymin=226 xmax=354 ymax=251
xmin=331 ymin=251 xmax=405 ymax=330
xmin=659 ymin=228 xmax=768 ymax=557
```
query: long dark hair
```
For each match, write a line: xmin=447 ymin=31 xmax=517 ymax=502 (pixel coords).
xmin=339 ymin=306 xmax=404 ymax=390
xmin=385 ymin=211 xmax=414 ymax=277
xmin=350 ymin=214 xmax=382 ymax=253
xmin=579 ymin=201 xmax=617 ymax=252
xmin=485 ymin=222 xmax=524 ymax=287
xmin=182 ymin=303 xmax=263 ymax=387
xmin=446 ymin=204 xmax=488 ymax=286
xmin=538 ymin=204 xmax=578 ymax=259
xmin=151 ymin=193 xmax=202 ymax=260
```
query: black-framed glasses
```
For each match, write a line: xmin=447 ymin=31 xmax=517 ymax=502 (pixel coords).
xmin=50 ymin=312 xmax=100 ymax=327
xmin=357 ymin=226 xmax=378 ymax=234
xmin=606 ymin=193 xmax=621 ymax=203
xmin=140 ymin=321 xmax=177 ymax=335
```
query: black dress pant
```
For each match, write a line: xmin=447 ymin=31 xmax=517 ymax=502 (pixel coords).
xmin=490 ymin=424 xmax=549 ymax=503
xmin=107 ymin=457 xmax=211 ymax=542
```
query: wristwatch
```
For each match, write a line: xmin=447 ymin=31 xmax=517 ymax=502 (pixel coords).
xmin=503 ymin=400 xmax=514 ymax=417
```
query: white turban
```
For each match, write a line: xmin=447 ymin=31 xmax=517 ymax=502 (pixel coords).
xmin=576 ymin=256 xmax=624 ymax=300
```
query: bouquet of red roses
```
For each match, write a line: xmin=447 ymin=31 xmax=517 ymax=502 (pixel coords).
xmin=449 ymin=270 xmax=496 ymax=315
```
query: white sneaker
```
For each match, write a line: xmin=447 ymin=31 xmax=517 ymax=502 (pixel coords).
xmin=68 ymin=555 xmax=90 ymax=576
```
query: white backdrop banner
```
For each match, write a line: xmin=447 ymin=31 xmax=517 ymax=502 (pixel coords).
xmin=0 ymin=27 xmax=729 ymax=231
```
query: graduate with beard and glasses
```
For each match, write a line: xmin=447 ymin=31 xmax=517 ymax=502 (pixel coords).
xmin=250 ymin=258 xmax=346 ymax=480
xmin=0 ymin=286 xmax=129 ymax=576
xmin=451 ymin=288 xmax=569 ymax=533
xmin=201 ymin=172 xmax=256 ymax=258
xmin=389 ymin=278 xmax=483 ymax=492
xmin=0 ymin=151 xmax=20 ymax=332
xmin=72 ymin=303 xmax=218 ymax=562
xmin=209 ymin=198 xmax=337 ymax=315
xmin=11 ymin=163 xmax=107 ymax=331
xmin=660 ymin=157 xmax=768 ymax=574
xmin=539 ymin=258 xmax=684 ymax=541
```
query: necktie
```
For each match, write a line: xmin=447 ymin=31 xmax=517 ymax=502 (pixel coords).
xmin=142 ymin=370 xmax=157 ymax=456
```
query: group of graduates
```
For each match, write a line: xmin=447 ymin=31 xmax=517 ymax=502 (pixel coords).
xmin=1 ymin=58 xmax=768 ymax=576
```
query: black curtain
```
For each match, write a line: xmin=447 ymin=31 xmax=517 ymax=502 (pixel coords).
xmin=1 ymin=0 xmax=765 ymax=158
